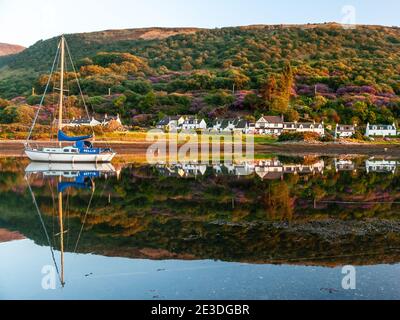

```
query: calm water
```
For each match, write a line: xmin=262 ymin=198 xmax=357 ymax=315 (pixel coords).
xmin=1 ymin=155 xmax=400 ymax=300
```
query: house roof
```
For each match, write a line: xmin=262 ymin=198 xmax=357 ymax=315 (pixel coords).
xmin=235 ymin=119 xmax=248 ymax=129
xmin=157 ymin=116 xmax=181 ymax=126
xmin=368 ymin=124 xmax=396 ymax=130
xmin=297 ymin=123 xmax=323 ymax=129
xmin=258 ymin=116 xmax=284 ymax=124
xmin=157 ymin=117 xmax=171 ymax=126
xmin=282 ymin=122 xmax=323 ymax=129
xmin=71 ymin=118 xmax=91 ymax=124
xmin=336 ymin=125 xmax=355 ymax=132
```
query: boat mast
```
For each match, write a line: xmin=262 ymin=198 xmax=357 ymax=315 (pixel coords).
xmin=58 ymin=35 xmax=65 ymax=148
xmin=58 ymin=179 xmax=65 ymax=287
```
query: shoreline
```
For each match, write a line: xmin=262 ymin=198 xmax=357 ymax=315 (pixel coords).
xmin=1 ymin=140 xmax=400 ymax=158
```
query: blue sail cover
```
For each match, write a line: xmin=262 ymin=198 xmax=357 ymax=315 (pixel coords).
xmin=57 ymin=171 xmax=99 ymax=193
xmin=58 ymin=182 xmax=91 ymax=193
xmin=58 ymin=130 xmax=93 ymax=142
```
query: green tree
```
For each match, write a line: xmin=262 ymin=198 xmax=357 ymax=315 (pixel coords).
xmin=139 ymin=91 xmax=156 ymax=111
xmin=0 ymin=106 xmax=18 ymax=124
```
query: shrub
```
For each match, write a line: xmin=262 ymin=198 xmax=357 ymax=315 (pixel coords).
xmin=278 ymin=132 xmax=320 ymax=142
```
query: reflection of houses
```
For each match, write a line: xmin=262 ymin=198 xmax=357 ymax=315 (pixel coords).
xmin=334 ymin=159 xmax=356 ymax=172
xmin=254 ymin=159 xmax=284 ymax=180
xmin=156 ymin=159 xmax=326 ymax=180
xmin=365 ymin=160 xmax=397 ymax=174
xmin=254 ymin=159 xmax=325 ymax=180
xmin=335 ymin=124 xmax=356 ymax=138
xmin=156 ymin=163 xmax=208 ymax=178
xmin=219 ymin=162 xmax=255 ymax=176
xmin=63 ymin=114 xmax=122 ymax=128
xmin=365 ymin=123 xmax=397 ymax=137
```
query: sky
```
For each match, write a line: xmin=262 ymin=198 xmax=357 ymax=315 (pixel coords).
xmin=0 ymin=0 xmax=399 ymax=47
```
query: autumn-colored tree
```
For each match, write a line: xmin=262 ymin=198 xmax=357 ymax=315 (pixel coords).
xmin=182 ymin=61 xmax=193 ymax=71
xmin=280 ymin=61 xmax=294 ymax=103
xmin=286 ymin=109 xmax=300 ymax=122
xmin=260 ymin=75 xmax=277 ymax=105
xmin=16 ymin=105 xmax=35 ymax=125
xmin=0 ymin=98 xmax=10 ymax=109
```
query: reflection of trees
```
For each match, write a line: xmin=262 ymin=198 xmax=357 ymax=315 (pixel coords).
xmin=264 ymin=181 xmax=293 ymax=221
xmin=2 ymin=159 xmax=400 ymax=266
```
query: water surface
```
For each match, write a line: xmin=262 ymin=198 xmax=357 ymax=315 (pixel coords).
xmin=1 ymin=155 xmax=400 ymax=300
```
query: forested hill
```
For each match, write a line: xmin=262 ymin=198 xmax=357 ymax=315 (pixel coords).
xmin=0 ymin=23 xmax=399 ymax=127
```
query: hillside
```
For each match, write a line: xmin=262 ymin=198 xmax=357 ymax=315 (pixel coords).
xmin=0 ymin=43 xmax=25 ymax=57
xmin=0 ymin=23 xmax=399 ymax=128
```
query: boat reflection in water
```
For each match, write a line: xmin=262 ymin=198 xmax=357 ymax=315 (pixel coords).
xmin=24 ymin=162 xmax=116 ymax=287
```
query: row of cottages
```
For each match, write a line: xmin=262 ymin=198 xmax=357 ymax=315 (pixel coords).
xmin=336 ymin=123 xmax=398 ymax=138
xmin=63 ymin=114 xmax=122 ymax=128
xmin=211 ymin=118 xmax=254 ymax=133
xmin=255 ymin=116 xmax=325 ymax=136
xmin=156 ymin=116 xmax=207 ymax=131
xmin=365 ymin=123 xmax=397 ymax=137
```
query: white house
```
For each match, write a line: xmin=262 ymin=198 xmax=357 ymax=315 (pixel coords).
xmin=283 ymin=122 xmax=297 ymax=132
xmin=211 ymin=118 xmax=252 ymax=134
xmin=180 ymin=116 xmax=207 ymax=131
xmin=295 ymin=122 xmax=325 ymax=136
xmin=233 ymin=119 xmax=250 ymax=134
xmin=63 ymin=114 xmax=122 ymax=128
xmin=102 ymin=114 xmax=122 ymax=126
xmin=365 ymin=123 xmax=397 ymax=137
xmin=281 ymin=121 xmax=325 ymax=137
xmin=255 ymin=116 xmax=325 ymax=137
xmin=156 ymin=116 xmax=185 ymax=131
xmin=335 ymin=124 xmax=356 ymax=138
xmin=211 ymin=119 xmax=236 ymax=132
xmin=255 ymin=116 xmax=284 ymax=135
xmin=63 ymin=117 xmax=101 ymax=128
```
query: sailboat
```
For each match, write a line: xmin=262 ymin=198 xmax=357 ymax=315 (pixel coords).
xmin=24 ymin=35 xmax=116 ymax=163
xmin=25 ymin=162 xmax=116 ymax=287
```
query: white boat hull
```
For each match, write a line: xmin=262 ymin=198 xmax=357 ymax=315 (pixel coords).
xmin=25 ymin=149 xmax=116 ymax=163
xmin=25 ymin=162 xmax=116 ymax=174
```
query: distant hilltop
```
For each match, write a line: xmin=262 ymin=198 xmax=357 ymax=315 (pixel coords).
xmin=0 ymin=43 xmax=25 ymax=57
xmin=75 ymin=27 xmax=202 ymax=43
